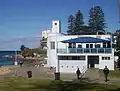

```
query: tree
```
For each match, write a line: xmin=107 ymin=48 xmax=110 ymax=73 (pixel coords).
xmin=114 ymin=29 xmax=120 ymax=36
xmin=21 ymin=48 xmax=47 ymax=58
xmin=116 ymin=33 xmax=120 ymax=70
xmin=74 ymin=10 xmax=84 ymax=34
xmin=21 ymin=49 xmax=34 ymax=58
xmin=73 ymin=26 xmax=92 ymax=35
xmin=67 ymin=15 xmax=75 ymax=34
xmin=116 ymin=29 xmax=120 ymax=33
xmin=88 ymin=6 xmax=106 ymax=33
xmin=20 ymin=44 xmax=26 ymax=51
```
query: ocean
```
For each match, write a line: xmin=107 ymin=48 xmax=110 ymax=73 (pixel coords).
xmin=0 ymin=51 xmax=20 ymax=66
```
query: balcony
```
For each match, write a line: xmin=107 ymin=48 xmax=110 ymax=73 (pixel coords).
xmin=57 ymin=48 xmax=112 ymax=54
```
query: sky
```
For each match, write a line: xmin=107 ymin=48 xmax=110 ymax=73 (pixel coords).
xmin=0 ymin=0 xmax=120 ymax=50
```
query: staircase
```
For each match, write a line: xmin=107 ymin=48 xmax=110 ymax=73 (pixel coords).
xmin=80 ymin=65 xmax=88 ymax=78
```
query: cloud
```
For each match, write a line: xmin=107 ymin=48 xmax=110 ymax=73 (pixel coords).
xmin=0 ymin=35 xmax=41 ymax=50
xmin=0 ymin=35 xmax=41 ymax=43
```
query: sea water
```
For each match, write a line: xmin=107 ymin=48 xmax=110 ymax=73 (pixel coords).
xmin=0 ymin=51 xmax=20 ymax=66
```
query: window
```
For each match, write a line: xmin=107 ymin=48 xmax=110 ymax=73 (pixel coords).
xmin=86 ymin=44 xmax=89 ymax=48
xmin=107 ymin=43 xmax=111 ymax=48
xmin=72 ymin=56 xmax=78 ymax=60
xmin=78 ymin=56 xmax=85 ymax=60
xmin=55 ymin=23 xmax=57 ymax=25
xmin=73 ymin=43 xmax=76 ymax=48
xmin=102 ymin=57 xmax=104 ymax=60
xmin=50 ymin=41 xmax=55 ymax=49
xmin=58 ymin=56 xmax=67 ymax=60
xmin=72 ymin=66 xmax=74 ymax=68
xmin=95 ymin=44 xmax=100 ymax=48
xmin=102 ymin=57 xmax=110 ymax=60
xmin=103 ymin=43 xmax=106 ymax=48
xmin=68 ymin=56 xmax=72 ymax=60
xmin=68 ymin=43 xmax=72 ymax=48
xmin=58 ymin=56 xmax=86 ymax=60
xmin=90 ymin=44 xmax=93 ymax=48
xmin=105 ymin=57 xmax=107 ymax=60
xmin=78 ymin=44 xmax=82 ymax=48
xmin=108 ymin=57 xmax=110 ymax=60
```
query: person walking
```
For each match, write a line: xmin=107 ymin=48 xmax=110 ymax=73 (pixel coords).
xmin=103 ymin=66 xmax=109 ymax=82
xmin=76 ymin=68 xmax=81 ymax=79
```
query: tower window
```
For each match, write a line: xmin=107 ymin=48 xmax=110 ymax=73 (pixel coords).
xmin=55 ymin=23 xmax=57 ymax=25
xmin=50 ymin=41 xmax=55 ymax=49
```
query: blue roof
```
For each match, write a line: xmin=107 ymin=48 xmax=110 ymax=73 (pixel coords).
xmin=61 ymin=37 xmax=110 ymax=43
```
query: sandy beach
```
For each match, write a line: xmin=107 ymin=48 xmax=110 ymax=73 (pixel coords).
xmin=0 ymin=65 xmax=19 ymax=75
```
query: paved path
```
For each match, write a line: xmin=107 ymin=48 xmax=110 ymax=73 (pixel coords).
xmin=1 ymin=66 xmax=120 ymax=86
xmin=0 ymin=65 xmax=55 ymax=79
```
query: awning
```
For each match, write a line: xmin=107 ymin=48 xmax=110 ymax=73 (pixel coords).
xmin=61 ymin=37 xmax=110 ymax=43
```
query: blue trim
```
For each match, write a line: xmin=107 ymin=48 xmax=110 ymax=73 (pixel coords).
xmin=61 ymin=37 xmax=110 ymax=43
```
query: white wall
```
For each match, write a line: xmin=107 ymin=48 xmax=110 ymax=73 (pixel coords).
xmin=52 ymin=20 xmax=61 ymax=33
xmin=47 ymin=35 xmax=57 ymax=67
xmin=99 ymin=55 xmax=114 ymax=70
xmin=59 ymin=60 xmax=86 ymax=73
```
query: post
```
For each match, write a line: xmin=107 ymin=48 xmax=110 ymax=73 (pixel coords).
xmin=14 ymin=50 xmax=18 ymax=76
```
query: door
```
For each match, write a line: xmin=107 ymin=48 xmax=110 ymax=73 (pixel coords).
xmin=88 ymin=56 xmax=99 ymax=68
xmin=90 ymin=63 xmax=94 ymax=68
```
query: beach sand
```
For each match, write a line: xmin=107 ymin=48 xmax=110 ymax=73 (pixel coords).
xmin=0 ymin=65 xmax=19 ymax=75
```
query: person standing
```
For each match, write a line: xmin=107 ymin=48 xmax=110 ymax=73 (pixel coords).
xmin=103 ymin=66 xmax=109 ymax=82
xmin=19 ymin=60 xmax=23 ymax=68
xmin=76 ymin=68 xmax=81 ymax=79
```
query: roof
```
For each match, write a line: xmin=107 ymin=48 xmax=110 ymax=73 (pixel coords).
xmin=61 ymin=37 xmax=110 ymax=43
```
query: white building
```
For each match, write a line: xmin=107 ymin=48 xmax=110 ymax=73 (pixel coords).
xmin=41 ymin=30 xmax=50 ymax=39
xmin=46 ymin=20 xmax=114 ymax=73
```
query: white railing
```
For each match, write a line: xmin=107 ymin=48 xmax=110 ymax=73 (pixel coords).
xmin=57 ymin=48 xmax=112 ymax=54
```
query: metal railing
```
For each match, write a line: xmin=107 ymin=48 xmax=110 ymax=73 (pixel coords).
xmin=80 ymin=65 xmax=88 ymax=78
xmin=57 ymin=48 xmax=112 ymax=54
xmin=81 ymin=65 xmax=88 ymax=73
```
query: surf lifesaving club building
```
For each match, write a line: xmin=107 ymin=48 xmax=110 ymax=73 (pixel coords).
xmin=46 ymin=20 xmax=114 ymax=73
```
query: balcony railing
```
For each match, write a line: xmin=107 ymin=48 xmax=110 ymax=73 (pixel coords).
xmin=57 ymin=48 xmax=112 ymax=54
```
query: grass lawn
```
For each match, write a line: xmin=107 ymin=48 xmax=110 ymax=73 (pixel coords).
xmin=0 ymin=77 xmax=120 ymax=91
xmin=99 ymin=69 xmax=120 ymax=78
